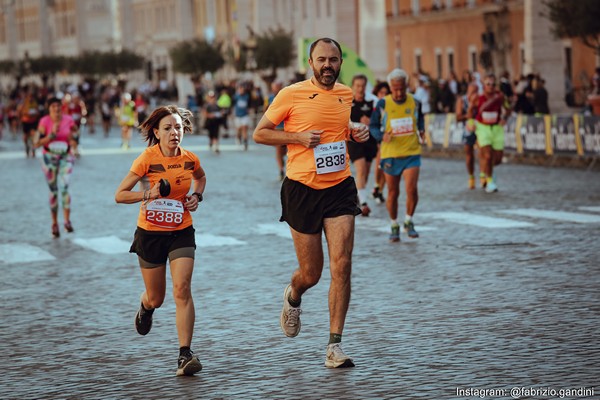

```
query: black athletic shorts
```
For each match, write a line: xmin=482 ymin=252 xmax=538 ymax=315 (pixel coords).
xmin=129 ymin=225 xmax=196 ymax=267
xmin=280 ymin=176 xmax=361 ymax=234
xmin=347 ymin=135 xmax=378 ymax=162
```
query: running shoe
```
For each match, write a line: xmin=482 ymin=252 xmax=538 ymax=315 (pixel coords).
xmin=479 ymin=173 xmax=487 ymax=189
xmin=134 ymin=294 xmax=154 ymax=336
xmin=360 ymin=203 xmax=371 ymax=217
xmin=485 ymin=180 xmax=498 ymax=193
xmin=389 ymin=223 xmax=400 ymax=242
xmin=280 ymin=284 xmax=302 ymax=338
xmin=468 ymin=176 xmax=475 ymax=190
xmin=176 ymin=349 xmax=203 ymax=376
xmin=64 ymin=221 xmax=74 ymax=233
xmin=371 ymin=187 xmax=385 ymax=204
xmin=325 ymin=343 xmax=355 ymax=368
xmin=404 ymin=221 xmax=419 ymax=238
xmin=52 ymin=223 xmax=60 ymax=238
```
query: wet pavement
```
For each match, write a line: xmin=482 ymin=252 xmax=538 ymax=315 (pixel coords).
xmin=0 ymin=128 xmax=598 ymax=399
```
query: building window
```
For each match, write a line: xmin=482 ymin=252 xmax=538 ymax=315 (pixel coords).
xmin=326 ymin=0 xmax=331 ymax=17
xmin=436 ymin=52 xmax=442 ymax=78
xmin=415 ymin=48 xmax=422 ymax=72
xmin=447 ymin=49 xmax=454 ymax=74
xmin=316 ymin=0 xmax=320 ymax=18
xmin=564 ymin=46 xmax=572 ymax=82
xmin=469 ymin=46 xmax=478 ymax=72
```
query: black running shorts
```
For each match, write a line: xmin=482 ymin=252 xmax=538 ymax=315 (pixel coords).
xmin=347 ymin=135 xmax=378 ymax=162
xmin=280 ymin=176 xmax=361 ymax=234
xmin=129 ymin=226 xmax=196 ymax=268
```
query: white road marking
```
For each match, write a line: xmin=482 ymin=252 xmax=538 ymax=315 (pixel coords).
xmin=196 ymin=233 xmax=246 ymax=247
xmin=499 ymin=209 xmax=600 ymax=223
xmin=419 ymin=212 xmax=534 ymax=228
xmin=578 ymin=206 xmax=600 ymax=213
xmin=356 ymin=217 xmax=437 ymax=232
xmin=0 ymin=243 xmax=55 ymax=264
xmin=253 ymin=223 xmax=292 ymax=239
xmin=72 ymin=235 xmax=131 ymax=254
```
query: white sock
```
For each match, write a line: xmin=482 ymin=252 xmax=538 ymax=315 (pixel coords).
xmin=405 ymin=215 xmax=413 ymax=223
xmin=357 ymin=189 xmax=367 ymax=204
xmin=391 ymin=219 xmax=398 ymax=226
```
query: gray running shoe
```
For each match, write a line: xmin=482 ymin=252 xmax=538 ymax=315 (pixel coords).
xmin=176 ymin=349 xmax=203 ymax=376
xmin=403 ymin=221 xmax=419 ymax=238
xmin=325 ymin=343 xmax=355 ymax=368
xmin=389 ymin=224 xmax=400 ymax=242
xmin=280 ymin=284 xmax=302 ymax=337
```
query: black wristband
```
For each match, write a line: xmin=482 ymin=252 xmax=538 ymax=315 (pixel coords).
xmin=192 ymin=192 xmax=203 ymax=203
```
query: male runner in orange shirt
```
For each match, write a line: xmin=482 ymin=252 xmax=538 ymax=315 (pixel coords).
xmin=253 ymin=37 xmax=370 ymax=368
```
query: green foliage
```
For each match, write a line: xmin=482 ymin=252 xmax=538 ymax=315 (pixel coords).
xmin=254 ymin=27 xmax=295 ymax=73
xmin=29 ymin=55 xmax=67 ymax=75
xmin=0 ymin=50 xmax=144 ymax=77
xmin=0 ymin=60 xmax=16 ymax=74
xmin=169 ymin=39 xmax=225 ymax=75
xmin=543 ymin=0 xmax=600 ymax=54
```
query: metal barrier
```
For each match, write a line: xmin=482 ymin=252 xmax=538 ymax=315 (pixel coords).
xmin=424 ymin=114 xmax=600 ymax=157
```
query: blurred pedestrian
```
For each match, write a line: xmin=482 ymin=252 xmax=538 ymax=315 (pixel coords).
xmin=33 ymin=97 xmax=78 ymax=237
xmin=532 ymin=76 xmax=550 ymax=115
xmin=114 ymin=105 xmax=206 ymax=377
xmin=370 ymin=81 xmax=390 ymax=204
xmin=456 ymin=83 xmax=480 ymax=189
xmin=254 ymin=37 xmax=370 ymax=368
xmin=117 ymin=92 xmax=137 ymax=150
xmin=370 ymin=68 xmax=425 ymax=242
xmin=17 ymin=86 xmax=41 ymax=158
xmin=233 ymin=83 xmax=251 ymax=150
xmin=202 ymin=91 xmax=222 ymax=153
xmin=266 ymin=80 xmax=286 ymax=180
xmin=588 ymin=72 xmax=600 ymax=116
xmin=348 ymin=74 xmax=376 ymax=216
xmin=468 ymin=73 xmax=511 ymax=193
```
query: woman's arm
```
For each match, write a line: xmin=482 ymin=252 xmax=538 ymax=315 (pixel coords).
xmin=115 ymin=171 xmax=159 ymax=204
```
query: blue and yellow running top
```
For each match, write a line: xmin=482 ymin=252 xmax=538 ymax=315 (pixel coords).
xmin=369 ymin=93 xmax=424 ymax=159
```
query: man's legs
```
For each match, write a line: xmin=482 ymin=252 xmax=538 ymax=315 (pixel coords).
xmin=402 ymin=166 xmax=420 ymax=238
xmin=402 ymin=166 xmax=420 ymax=217
xmin=289 ymin=228 xmax=324 ymax=300
xmin=323 ymin=215 xmax=354 ymax=335
xmin=384 ymin=172 xmax=402 ymax=242
xmin=353 ymin=157 xmax=372 ymax=216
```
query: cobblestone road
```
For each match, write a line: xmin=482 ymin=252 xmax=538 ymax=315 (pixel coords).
xmin=0 ymin=130 xmax=598 ymax=399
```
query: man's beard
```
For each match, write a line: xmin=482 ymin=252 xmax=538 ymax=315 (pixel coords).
xmin=313 ymin=66 xmax=340 ymax=87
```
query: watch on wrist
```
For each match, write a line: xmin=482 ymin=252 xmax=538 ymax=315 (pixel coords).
xmin=192 ymin=192 xmax=203 ymax=203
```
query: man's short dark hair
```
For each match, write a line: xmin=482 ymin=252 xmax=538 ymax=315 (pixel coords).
xmin=309 ymin=38 xmax=342 ymax=60
xmin=352 ymin=74 xmax=368 ymax=85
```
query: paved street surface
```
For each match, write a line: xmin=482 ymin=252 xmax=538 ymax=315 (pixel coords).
xmin=0 ymin=128 xmax=599 ymax=399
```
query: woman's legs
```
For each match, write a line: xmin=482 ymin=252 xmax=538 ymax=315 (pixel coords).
xmin=169 ymin=257 xmax=195 ymax=348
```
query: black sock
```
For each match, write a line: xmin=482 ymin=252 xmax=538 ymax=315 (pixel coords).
xmin=288 ymin=294 xmax=301 ymax=308
xmin=329 ymin=333 xmax=342 ymax=344
xmin=179 ymin=346 xmax=191 ymax=356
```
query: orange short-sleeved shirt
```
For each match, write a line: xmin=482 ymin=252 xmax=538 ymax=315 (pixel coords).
xmin=130 ymin=144 xmax=201 ymax=231
xmin=265 ymin=79 xmax=353 ymax=189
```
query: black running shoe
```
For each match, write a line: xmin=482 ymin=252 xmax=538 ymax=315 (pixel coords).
xmin=134 ymin=295 xmax=153 ymax=336
xmin=176 ymin=349 xmax=203 ymax=376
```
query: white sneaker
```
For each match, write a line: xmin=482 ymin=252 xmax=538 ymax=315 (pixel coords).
xmin=280 ymin=284 xmax=301 ymax=337
xmin=485 ymin=180 xmax=498 ymax=193
xmin=325 ymin=343 xmax=355 ymax=368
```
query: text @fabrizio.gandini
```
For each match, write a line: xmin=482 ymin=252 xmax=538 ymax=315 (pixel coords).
xmin=455 ymin=386 xmax=594 ymax=399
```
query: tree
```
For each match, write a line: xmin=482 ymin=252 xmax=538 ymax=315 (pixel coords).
xmin=254 ymin=27 xmax=295 ymax=82
xmin=169 ymin=39 xmax=225 ymax=77
xmin=543 ymin=0 xmax=600 ymax=55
